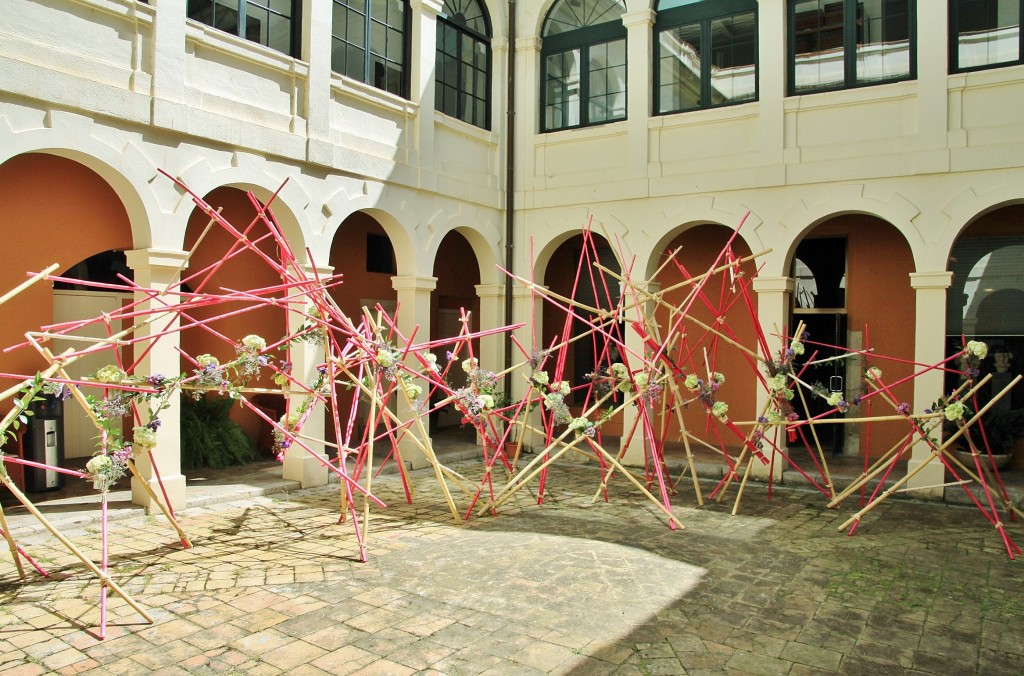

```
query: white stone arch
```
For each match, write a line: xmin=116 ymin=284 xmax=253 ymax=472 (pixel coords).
xmin=638 ymin=197 xmax=765 ymax=281
xmin=320 ymin=184 xmax=422 ymax=276
xmin=430 ymin=224 xmax=502 ymax=286
xmin=939 ymin=185 xmax=1024 ymax=265
xmin=173 ymin=159 xmax=313 ymax=264
xmin=529 ymin=211 xmax=606 ymax=282
xmin=0 ymin=115 xmax=163 ymax=249
xmin=778 ymin=185 xmax=923 ymax=274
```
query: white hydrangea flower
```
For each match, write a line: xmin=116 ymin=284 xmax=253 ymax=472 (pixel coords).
xmin=95 ymin=365 xmax=126 ymax=384
xmin=767 ymin=374 xmax=788 ymax=392
xmin=133 ymin=426 xmax=158 ymax=449
xmin=684 ymin=374 xmax=700 ymax=391
xmin=966 ymin=340 xmax=988 ymax=360
xmin=462 ymin=357 xmax=478 ymax=373
xmin=711 ymin=401 xmax=729 ymax=422
xmin=86 ymin=455 xmax=113 ymax=474
xmin=197 ymin=354 xmax=220 ymax=369
xmin=241 ymin=334 xmax=266 ymax=352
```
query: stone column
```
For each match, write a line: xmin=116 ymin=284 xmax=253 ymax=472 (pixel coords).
xmin=512 ymin=284 xmax=546 ymax=450
xmin=475 ymin=283 xmax=506 ymax=377
xmin=124 ymin=248 xmax=189 ymax=512
xmin=409 ymin=0 xmax=443 ymax=184
xmin=281 ymin=264 xmax=333 ymax=488
xmin=620 ymin=281 xmax=660 ymax=466
xmin=392 ymin=275 xmax=437 ymax=468
xmin=914 ymin=2 xmax=951 ymax=158
xmin=906 ymin=271 xmax=953 ymax=498
xmin=622 ymin=9 xmax=654 ymax=175
xmin=753 ymin=275 xmax=795 ymax=481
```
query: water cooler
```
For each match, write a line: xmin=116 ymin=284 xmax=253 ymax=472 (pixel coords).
xmin=24 ymin=394 xmax=64 ymax=492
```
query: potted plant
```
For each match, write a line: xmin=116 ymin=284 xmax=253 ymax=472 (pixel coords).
xmin=952 ymin=407 xmax=1024 ymax=470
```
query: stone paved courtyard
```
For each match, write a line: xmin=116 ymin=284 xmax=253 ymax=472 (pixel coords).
xmin=1 ymin=457 xmax=1023 ymax=675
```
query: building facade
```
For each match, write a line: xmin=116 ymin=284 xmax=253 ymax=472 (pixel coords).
xmin=1 ymin=0 xmax=1023 ymax=506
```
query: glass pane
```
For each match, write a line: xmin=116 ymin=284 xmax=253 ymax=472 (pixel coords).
xmin=658 ymin=22 xmax=702 ymax=112
xmin=957 ymin=0 xmax=1021 ymax=69
xmin=544 ymin=50 xmax=581 ymax=130
xmin=440 ymin=0 xmax=489 ymax=36
xmin=709 ymin=11 xmax=757 ymax=104
xmin=347 ymin=44 xmax=365 ymax=80
xmin=543 ymin=0 xmax=626 ymax=37
xmin=792 ymin=0 xmax=846 ymax=92
xmin=587 ymin=40 xmax=626 ymax=123
xmin=266 ymin=13 xmax=292 ymax=54
xmin=855 ymin=0 xmax=911 ymax=83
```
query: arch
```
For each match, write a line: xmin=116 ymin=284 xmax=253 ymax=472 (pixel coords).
xmin=0 ymin=115 xmax=162 ymax=248
xmin=174 ymin=159 xmax=313 ymax=264
xmin=778 ymin=184 xmax=923 ymax=274
xmin=640 ymin=197 xmax=764 ymax=280
xmin=940 ymin=186 xmax=1024 ymax=262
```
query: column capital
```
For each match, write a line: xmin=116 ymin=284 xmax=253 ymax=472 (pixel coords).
xmin=475 ymin=283 xmax=506 ymax=298
xmin=752 ymin=275 xmax=795 ymax=294
xmin=517 ymin=36 xmax=542 ymax=52
xmin=301 ymin=263 xmax=335 ymax=279
xmin=391 ymin=275 xmax=437 ymax=292
xmin=622 ymin=9 xmax=656 ymax=28
xmin=125 ymin=248 xmax=190 ymax=271
xmin=910 ymin=271 xmax=953 ymax=290
xmin=512 ymin=283 xmax=547 ymax=298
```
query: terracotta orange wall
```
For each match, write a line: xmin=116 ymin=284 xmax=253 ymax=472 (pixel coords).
xmin=0 ymin=154 xmax=133 ymax=382
xmin=432 ymin=232 xmax=480 ymax=359
xmin=326 ymin=212 xmax=399 ymax=445
xmin=654 ymin=225 xmax=759 ymax=447
xmin=182 ymin=187 xmax=287 ymax=443
xmin=811 ymin=216 xmax=916 ymax=458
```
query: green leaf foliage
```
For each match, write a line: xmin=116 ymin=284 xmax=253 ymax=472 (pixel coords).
xmin=180 ymin=396 xmax=255 ymax=470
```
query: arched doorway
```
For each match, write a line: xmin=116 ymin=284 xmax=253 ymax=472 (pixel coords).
xmin=0 ymin=154 xmax=134 ymax=485
xmin=946 ymin=205 xmax=1024 ymax=467
xmin=790 ymin=214 xmax=915 ymax=459
xmin=431 ymin=230 xmax=480 ymax=431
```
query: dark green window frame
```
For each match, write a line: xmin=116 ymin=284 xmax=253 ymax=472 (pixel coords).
xmin=654 ymin=0 xmax=758 ymax=115
xmin=541 ymin=0 xmax=628 ymax=133
xmin=332 ymin=0 xmax=410 ymax=98
xmin=436 ymin=0 xmax=492 ymax=129
xmin=787 ymin=0 xmax=916 ymax=96
xmin=187 ymin=0 xmax=300 ymax=57
xmin=949 ymin=0 xmax=1024 ymax=73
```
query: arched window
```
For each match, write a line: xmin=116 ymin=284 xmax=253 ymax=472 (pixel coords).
xmin=332 ymin=0 xmax=409 ymax=97
xmin=436 ymin=0 xmax=492 ymax=129
xmin=654 ymin=0 xmax=757 ymax=115
xmin=541 ymin=0 xmax=627 ymax=132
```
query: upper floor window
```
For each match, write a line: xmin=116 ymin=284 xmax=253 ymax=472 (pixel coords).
xmin=187 ymin=1 xmax=299 ymax=57
xmin=541 ymin=0 xmax=627 ymax=132
xmin=655 ymin=0 xmax=757 ymax=115
xmin=332 ymin=0 xmax=409 ymax=97
xmin=436 ymin=0 xmax=492 ymax=129
xmin=788 ymin=0 xmax=915 ymax=95
xmin=950 ymin=0 xmax=1023 ymax=72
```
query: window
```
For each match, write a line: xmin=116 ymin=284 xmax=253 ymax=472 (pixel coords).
xmin=541 ymin=0 xmax=627 ymax=132
xmin=436 ymin=0 xmax=491 ymax=129
xmin=332 ymin=0 xmax=409 ymax=97
xmin=788 ymin=0 xmax=914 ymax=95
xmin=187 ymin=0 xmax=299 ymax=57
xmin=950 ymin=0 xmax=1023 ymax=72
xmin=655 ymin=0 xmax=757 ymax=115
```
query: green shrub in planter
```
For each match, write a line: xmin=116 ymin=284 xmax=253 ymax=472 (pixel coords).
xmin=181 ymin=396 xmax=255 ymax=470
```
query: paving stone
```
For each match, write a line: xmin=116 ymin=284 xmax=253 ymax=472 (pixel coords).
xmin=2 ymin=458 xmax=1023 ymax=676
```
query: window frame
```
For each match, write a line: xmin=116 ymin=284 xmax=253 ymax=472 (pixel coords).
xmin=949 ymin=0 xmax=1024 ymax=73
xmin=787 ymin=0 xmax=917 ymax=97
xmin=187 ymin=0 xmax=301 ymax=57
xmin=435 ymin=0 xmax=493 ymax=129
xmin=540 ymin=5 xmax=628 ymax=133
xmin=331 ymin=0 xmax=412 ymax=99
xmin=654 ymin=0 xmax=759 ymax=116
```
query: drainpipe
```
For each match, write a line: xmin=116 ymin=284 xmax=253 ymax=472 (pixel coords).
xmin=503 ymin=0 xmax=517 ymax=401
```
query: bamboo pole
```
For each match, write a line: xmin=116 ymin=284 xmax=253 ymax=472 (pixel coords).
xmin=0 ymin=472 xmax=153 ymax=623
